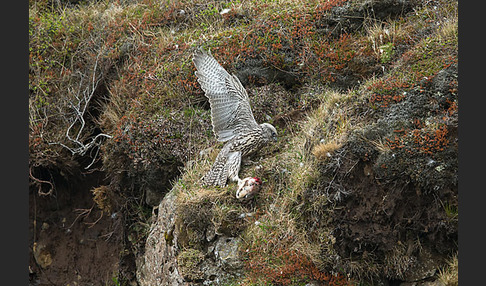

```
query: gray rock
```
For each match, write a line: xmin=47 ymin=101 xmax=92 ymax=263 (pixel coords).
xmin=136 ymin=192 xmax=186 ymax=286
xmin=213 ymin=236 xmax=243 ymax=271
xmin=136 ymin=190 xmax=244 ymax=286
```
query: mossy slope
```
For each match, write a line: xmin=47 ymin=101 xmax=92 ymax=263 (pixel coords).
xmin=29 ymin=0 xmax=457 ymax=285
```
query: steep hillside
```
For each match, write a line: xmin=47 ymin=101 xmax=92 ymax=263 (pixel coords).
xmin=29 ymin=0 xmax=457 ymax=285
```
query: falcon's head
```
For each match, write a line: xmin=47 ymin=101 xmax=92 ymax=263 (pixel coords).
xmin=261 ymin=123 xmax=278 ymax=142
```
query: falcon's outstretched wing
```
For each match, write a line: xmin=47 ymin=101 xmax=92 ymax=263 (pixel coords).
xmin=193 ymin=48 xmax=259 ymax=142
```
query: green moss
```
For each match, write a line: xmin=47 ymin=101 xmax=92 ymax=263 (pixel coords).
xmin=379 ymin=42 xmax=395 ymax=63
xmin=178 ymin=248 xmax=205 ymax=280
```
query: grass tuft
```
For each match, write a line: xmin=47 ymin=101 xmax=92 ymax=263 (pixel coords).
xmin=312 ymin=142 xmax=342 ymax=161
xmin=438 ymin=254 xmax=458 ymax=286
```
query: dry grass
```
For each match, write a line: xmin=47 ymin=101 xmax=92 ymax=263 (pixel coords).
xmin=92 ymin=185 xmax=114 ymax=214
xmin=365 ymin=20 xmax=409 ymax=61
xmin=173 ymin=149 xmax=227 ymax=204
xmin=96 ymin=81 xmax=129 ymax=132
xmin=312 ymin=141 xmax=341 ymax=161
xmin=438 ymin=254 xmax=458 ymax=286
xmin=437 ymin=16 xmax=458 ymax=44
xmin=232 ymin=87 xmax=362 ymax=284
xmin=367 ymin=137 xmax=391 ymax=153
xmin=304 ymin=89 xmax=351 ymax=139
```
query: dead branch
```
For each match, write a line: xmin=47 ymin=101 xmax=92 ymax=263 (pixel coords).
xmin=85 ymin=211 xmax=104 ymax=228
xmin=29 ymin=167 xmax=54 ymax=196
xmin=50 ymin=51 xmax=112 ymax=169
xmin=68 ymin=203 xmax=104 ymax=229
xmin=68 ymin=206 xmax=93 ymax=229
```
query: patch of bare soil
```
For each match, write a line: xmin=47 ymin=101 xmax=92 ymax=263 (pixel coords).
xmin=303 ymin=151 xmax=457 ymax=283
xmin=331 ymin=159 xmax=457 ymax=280
xmin=29 ymin=171 xmax=124 ymax=286
xmin=301 ymin=65 xmax=458 ymax=282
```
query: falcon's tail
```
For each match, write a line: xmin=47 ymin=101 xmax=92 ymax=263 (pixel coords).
xmin=201 ymin=152 xmax=228 ymax=187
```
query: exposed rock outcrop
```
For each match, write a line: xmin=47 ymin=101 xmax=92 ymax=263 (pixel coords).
xmin=136 ymin=190 xmax=244 ymax=285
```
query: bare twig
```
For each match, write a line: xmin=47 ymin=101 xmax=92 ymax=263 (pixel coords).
xmin=68 ymin=206 xmax=94 ymax=229
xmin=29 ymin=167 xmax=54 ymax=196
xmin=68 ymin=203 xmax=104 ymax=229
xmin=100 ymin=230 xmax=115 ymax=241
xmin=49 ymin=51 xmax=112 ymax=169
xmin=85 ymin=211 xmax=104 ymax=228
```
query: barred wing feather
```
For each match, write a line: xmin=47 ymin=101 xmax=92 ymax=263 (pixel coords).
xmin=193 ymin=48 xmax=259 ymax=142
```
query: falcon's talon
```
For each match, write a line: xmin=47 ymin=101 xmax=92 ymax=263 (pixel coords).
xmin=193 ymin=48 xmax=278 ymax=189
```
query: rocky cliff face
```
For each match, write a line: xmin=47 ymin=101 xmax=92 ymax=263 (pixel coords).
xmin=137 ymin=192 xmax=184 ymax=285
xmin=137 ymin=190 xmax=246 ymax=285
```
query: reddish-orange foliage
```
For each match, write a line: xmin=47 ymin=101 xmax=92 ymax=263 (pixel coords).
xmin=385 ymin=124 xmax=450 ymax=155
xmin=211 ymin=0 xmax=353 ymax=84
xmin=29 ymin=122 xmax=45 ymax=150
xmin=315 ymin=0 xmax=348 ymax=15
xmin=368 ymin=45 xmax=457 ymax=110
xmin=244 ymin=238 xmax=351 ymax=285
xmin=246 ymin=248 xmax=328 ymax=285
xmin=368 ymin=76 xmax=410 ymax=108
xmin=411 ymin=124 xmax=449 ymax=154
xmin=446 ymin=99 xmax=458 ymax=117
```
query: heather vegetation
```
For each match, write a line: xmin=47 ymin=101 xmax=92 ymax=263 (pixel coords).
xmin=29 ymin=0 xmax=458 ymax=285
